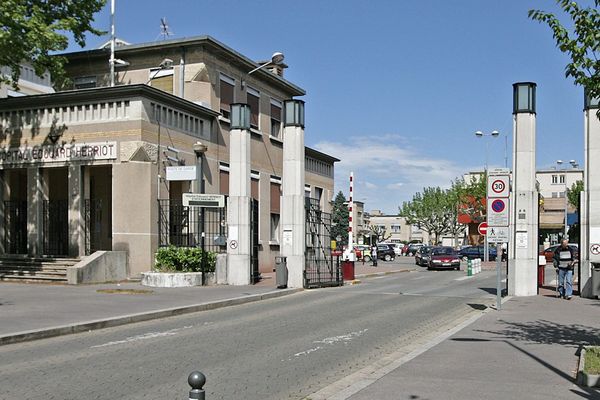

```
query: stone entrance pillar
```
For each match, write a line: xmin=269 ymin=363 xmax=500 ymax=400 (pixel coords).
xmin=509 ymin=82 xmax=539 ymax=296
xmin=580 ymin=93 xmax=600 ymax=297
xmin=68 ymin=164 xmax=84 ymax=257
xmin=281 ymin=100 xmax=305 ymax=288
xmin=27 ymin=167 xmax=45 ymax=256
xmin=227 ymin=103 xmax=252 ymax=285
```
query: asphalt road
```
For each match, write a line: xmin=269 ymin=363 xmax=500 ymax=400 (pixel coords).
xmin=0 ymin=258 xmax=502 ymax=400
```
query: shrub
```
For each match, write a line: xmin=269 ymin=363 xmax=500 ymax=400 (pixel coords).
xmin=585 ymin=346 xmax=600 ymax=375
xmin=154 ymin=246 xmax=216 ymax=273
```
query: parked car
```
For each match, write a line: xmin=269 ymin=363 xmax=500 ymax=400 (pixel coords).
xmin=458 ymin=245 xmax=497 ymax=261
xmin=428 ymin=246 xmax=461 ymax=270
xmin=407 ymin=243 xmax=424 ymax=256
xmin=401 ymin=243 xmax=410 ymax=256
xmin=541 ymin=244 xmax=579 ymax=263
xmin=355 ymin=245 xmax=372 ymax=261
xmin=377 ymin=244 xmax=396 ymax=261
xmin=415 ymin=246 xmax=432 ymax=266
xmin=382 ymin=243 xmax=403 ymax=256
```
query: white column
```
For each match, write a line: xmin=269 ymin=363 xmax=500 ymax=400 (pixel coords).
xmin=27 ymin=167 xmax=44 ymax=256
xmin=581 ymin=100 xmax=600 ymax=297
xmin=68 ymin=164 xmax=84 ymax=257
xmin=227 ymin=127 xmax=252 ymax=285
xmin=508 ymin=82 xmax=538 ymax=296
xmin=281 ymin=117 xmax=305 ymax=288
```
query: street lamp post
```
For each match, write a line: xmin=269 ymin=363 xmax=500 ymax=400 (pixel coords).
xmin=193 ymin=142 xmax=208 ymax=285
xmin=556 ymin=159 xmax=578 ymax=240
xmin=475 ymin=130 xmax=500 ymax=262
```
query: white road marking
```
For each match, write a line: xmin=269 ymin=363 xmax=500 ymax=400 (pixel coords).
xmin=90 ymin=325 xmax=193 ymax=348
xmin=286 ymin=329 xmax=369 ymax=360
xmin=411 ymin=276 xmax=427 ymax=281
xmin=454 ymin=276 xmax=474 ymax=281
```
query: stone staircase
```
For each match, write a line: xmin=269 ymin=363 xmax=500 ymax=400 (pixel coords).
xmin=0 ymin=257 xmax=80 ymax=283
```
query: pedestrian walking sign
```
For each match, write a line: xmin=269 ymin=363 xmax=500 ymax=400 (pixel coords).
xmin=488 ymin=226 xmax=509 ymax=243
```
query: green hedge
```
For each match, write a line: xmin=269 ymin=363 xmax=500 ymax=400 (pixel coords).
xmin=154 ymin=246 xmax=216 ymax=273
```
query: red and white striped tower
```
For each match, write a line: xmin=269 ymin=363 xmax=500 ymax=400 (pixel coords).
xmin=344 ymin=171 xmax=356 ymax=261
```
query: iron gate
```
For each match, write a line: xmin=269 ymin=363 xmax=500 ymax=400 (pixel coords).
xmin=250 ymin=198 xmax=260 ymax=283
xmin=84 ymin=199 xmax=103 ymax=255
xmin=4 ymin=200 xmax=27 ymax=254
xmin=43 ymin=200 xmax=68 ymax=256
xmin=158 ymin=199 xmax=228 ymax=253
xmin=304 ymin=197 xmax=342 ymax=288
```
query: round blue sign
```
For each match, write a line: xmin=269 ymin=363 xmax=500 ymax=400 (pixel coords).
xmin=491 ymin=199 xmax=505 ymax=213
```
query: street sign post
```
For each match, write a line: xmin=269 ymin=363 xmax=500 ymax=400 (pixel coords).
xmin=488 ymin=226 xmax=510 ymax=243
xmin=478 ymin=222 xmax=488 ymax=235
xmin=487 ymin=198 xmax=509 ymax=226
xmin=487 ymin=171 xmax=510 ymax=311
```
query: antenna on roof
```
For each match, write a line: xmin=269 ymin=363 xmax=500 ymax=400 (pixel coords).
xmin=157 ymin=17 xmax=173 ymax=40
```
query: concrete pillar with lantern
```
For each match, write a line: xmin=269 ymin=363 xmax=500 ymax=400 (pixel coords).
xmin=508 ymin=82 xmax=539 ymax=296
xmin=227 ymin=103 xmax=252 ymax=285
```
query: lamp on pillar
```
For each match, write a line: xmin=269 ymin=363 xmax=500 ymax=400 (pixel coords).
xmin=230 ymin=103 xmax=251 ymax=130
xmin=284 ymin=99 xmax=305 ymax=128
xmin=513 ymin=82 xmax=537 ymax=114
xmin=192 ymin=142 xmax=208 ymax=194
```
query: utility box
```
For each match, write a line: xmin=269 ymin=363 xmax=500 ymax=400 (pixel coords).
xmin=342 ymin=260 xmax=355 ymax=281
xmin=275 ymin=256 xmax=288 ymax=289
xmin=592 ymin=263 xmax=600 ymax=298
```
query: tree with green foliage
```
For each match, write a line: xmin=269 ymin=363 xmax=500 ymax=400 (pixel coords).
xmin=399 ymin=187 xmax=454 ymax=244
xmin=567 ymin=180 xmax=584 ymax=208
xmin=0 ymin=0 xmax=106 ymax=89
xmin=529 ymin=1 xmax=600 ymax=114
xmin=331 ymin=191 xmax=349 ymax=245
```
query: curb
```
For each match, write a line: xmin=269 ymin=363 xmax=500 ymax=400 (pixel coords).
xmin=0 ymin=288 xmax=303 ymax=346
xmin=354 ymin=269 xmax=411 ymax=279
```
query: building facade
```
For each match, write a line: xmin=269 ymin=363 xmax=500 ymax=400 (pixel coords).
xmin=0 ymin=36 xmax=338 ymax=278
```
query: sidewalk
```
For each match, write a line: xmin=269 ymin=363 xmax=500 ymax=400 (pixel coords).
xmin=0 ymin=262 xmax=409 ymax=346
xmin=348 ymin=293 xmax=600 ymax=400
xmin=0 ymin=281 xmax=301 ymax=345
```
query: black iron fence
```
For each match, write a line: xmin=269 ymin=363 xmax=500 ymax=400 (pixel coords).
xmin=3 ymin=200 xmax=27 ymax=254
xmin=158 ymin=199 xmax=227 ymax=253
xmin=84 ymin=199 xmax=103 ymax=256
xmin=304 ymin=197 xmax=342 ymax=288
xmin=43 ymin=199 xmax=68 ymax=256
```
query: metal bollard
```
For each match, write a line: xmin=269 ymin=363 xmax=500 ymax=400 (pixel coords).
xmin=467 ymin=259 xmax=472 ymax=276
xmin=188 ymin=371 xmax=206 ymax=400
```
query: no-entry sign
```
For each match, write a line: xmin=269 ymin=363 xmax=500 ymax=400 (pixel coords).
xmin=478 ymin=222 xmax=488 ymax=235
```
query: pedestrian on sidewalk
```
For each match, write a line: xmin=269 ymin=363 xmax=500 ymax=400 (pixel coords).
xmin=553 ymin=239 xmax=576 ymax=300
xmin=371 ymin=244 xmax=378 ymax=267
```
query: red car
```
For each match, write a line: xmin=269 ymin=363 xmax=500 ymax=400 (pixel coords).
xmin=427 ymin=246 xmax=461 ymax=270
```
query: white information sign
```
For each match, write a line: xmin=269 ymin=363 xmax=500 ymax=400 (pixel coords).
xmin=487 ymin=198 xmax=509 ymax=226
xmin=516 ymin=231 xmax=528 ymax=249
xmin=182 ymin=193 xmax=225 ymax=208
xmin=487 ymin=226 xmax=509 ymax=243
xmin=487 ymin=175 xmax=510 ymax=198
xmin=166 ymin=166 xmax=196 ymax=181
xmin=282 ymin=230 xmax=293 ymax=247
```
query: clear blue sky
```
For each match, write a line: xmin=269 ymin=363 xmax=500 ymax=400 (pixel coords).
xmin=69 ymin=0 xmax=589 ymax=214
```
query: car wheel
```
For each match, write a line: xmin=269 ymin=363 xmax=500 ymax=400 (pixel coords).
xmin=455 ymin=266 xmax=460 ymax=271
xmin=364 ymin=255 xmax=371 ymax=262
xmin=384 ymin=254 xmax=392 ymax=261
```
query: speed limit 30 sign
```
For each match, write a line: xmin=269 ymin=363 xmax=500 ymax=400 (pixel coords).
xmin=487 ymin=175 xmax=510 ymax=198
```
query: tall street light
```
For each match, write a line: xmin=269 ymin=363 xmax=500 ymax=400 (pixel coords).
xmin=556 ymin=159 xmax=578 ymax=240
xmin=241 ymin=52 xmax=285 ymax=89
xmin=475 ymin=130 xmax=500 ymax=262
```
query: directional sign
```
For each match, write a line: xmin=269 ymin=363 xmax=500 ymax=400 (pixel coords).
xmin=183 ymin=193 xmax=225 ymax=208
xmin=487 ymin=226 xmax=509 ymax=243
xmin=487 ymin=198 xmax=509 ymax=226
xmin=478 ymin=222 xmax=488 ymax=235
xmin=487 ymin=175 xmax=510 ymax=198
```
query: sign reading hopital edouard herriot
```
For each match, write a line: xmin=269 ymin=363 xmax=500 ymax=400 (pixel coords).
xmin=0 ymin=142 xmax=117 ymax=165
